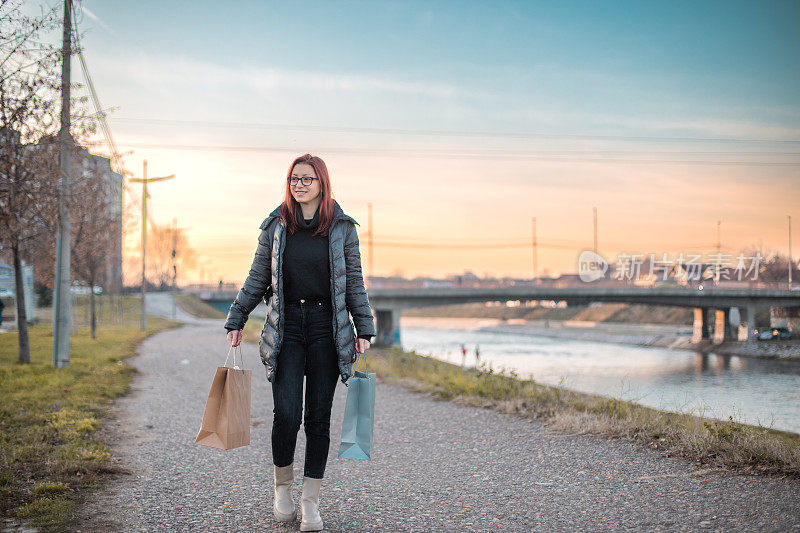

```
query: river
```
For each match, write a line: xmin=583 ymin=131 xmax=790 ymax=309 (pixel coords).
xmin=398 ymin=317 xmax=800 ymax=435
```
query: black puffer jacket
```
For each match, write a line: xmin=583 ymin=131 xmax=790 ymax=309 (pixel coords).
xmin=224 ymin=200 xmax=376 ymax=384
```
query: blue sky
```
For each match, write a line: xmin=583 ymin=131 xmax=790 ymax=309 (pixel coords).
xmin=41 ymin=0 xmax=800 ymax=280
xmin=78 ymin=0 xmax=800 ymax=134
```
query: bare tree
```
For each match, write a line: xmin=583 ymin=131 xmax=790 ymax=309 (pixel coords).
xmin=144 ymin=222 xmax=198 ymax=289
xmin=732 ymin=245 xmax=798 ymax=285
xmin=760 ymin=252 xmax=800 ymax=284
xmin=0 ymin=1 xmax=60 ymax=362
xmin=68 ymin=154 xmax=122 ymax=338
xmin=0 ymin=1 xmax=96 ymax=360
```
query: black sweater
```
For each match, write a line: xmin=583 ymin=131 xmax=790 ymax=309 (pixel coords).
xmin=283 ymin=205 xmax=331 ymax=304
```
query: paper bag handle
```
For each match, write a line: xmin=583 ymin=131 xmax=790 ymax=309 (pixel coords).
xmin=351 ymin=351 xmax=368 ymax=375
xmin=224 ymin=343 xmax=246 ymax=369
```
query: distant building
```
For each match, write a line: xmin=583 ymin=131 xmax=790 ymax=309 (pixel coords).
xmin=553 ymin=274 xmax=583 ymax=287
xmin=83 ymin=152 xmax=124 ymax=293
xmin=37 ymin=138 xmax=124 ymax=293
xmin=422 ymin=279 xmax=455 ymax=288
xmin=0 ymin=261 xmax=36 ymax=326
xmin=2 ymin=129 xmax=124 ymax=299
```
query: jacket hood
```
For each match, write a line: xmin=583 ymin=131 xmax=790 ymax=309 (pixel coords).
xmin=263 ymin=199 xmax=358 ymax=227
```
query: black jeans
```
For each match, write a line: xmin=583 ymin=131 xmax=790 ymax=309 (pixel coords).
xmin=271 ymin=298 xmax=340 ymax=479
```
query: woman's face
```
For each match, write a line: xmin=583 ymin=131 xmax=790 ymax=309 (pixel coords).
xmin=288 ymin=163 xmax=321 ymax=205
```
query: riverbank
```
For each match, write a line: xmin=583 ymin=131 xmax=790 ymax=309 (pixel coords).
xmin=400 ymin=316 xmax=800 ymax=361
xmin=366 ymin=345 xmax=800 ymax=478
xmin=480 ymin=321 xmax=800 ymax=360
xmin=175 ymin=293 xmax=226 ymax=319
xmin=401 ymin=301 xmax=701 ymax=324
xmin=189 ymin=296 xmax=797 ymax=359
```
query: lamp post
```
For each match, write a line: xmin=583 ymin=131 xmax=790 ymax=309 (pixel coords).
xmin=789 ymin=215 xmax=793 ymax=289
xmin=129 ymin=160 xmax=175 ymax=331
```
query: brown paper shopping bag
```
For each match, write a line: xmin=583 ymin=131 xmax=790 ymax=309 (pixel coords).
xmin=194 ymin=344 xmax=252 ymax=450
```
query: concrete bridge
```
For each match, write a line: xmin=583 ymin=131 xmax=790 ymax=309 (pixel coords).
xmin=201 ymin=286 xmax=800 ymax=347
xmin=365 ymin=286 xmax=800 ymax=346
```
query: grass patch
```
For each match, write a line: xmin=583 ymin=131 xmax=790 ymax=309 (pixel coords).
xmin=175 ymin=292 xmax=226 ymax=319
xmin=241 ymin=316 xmax=265 ymax=345
xmin=15 ymin=495 xmax=75 ymax=529
xmin=367 ymin=346 xmax=800 ymax=477
xmin=32 ymin=481 xmax=69 ymax=497
xmin=0 ymin=296 xmax=181 ymax=531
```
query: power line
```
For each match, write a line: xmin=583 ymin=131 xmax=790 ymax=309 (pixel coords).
xmin=373 ymin=241 xmax=533 ymax=249
xmin=206 ymin=239 xmax=738 ymax=252
xmin=373 ymin=234 xmax=734 ymax=250
xmin=73 ymin=24 xmax=122 ymax=173
xmin=370 ymin=241 xmax=739 ymax=250
xmin=86 ymin=140 xmax=800 ymax=157
xmin=71 ymin=9 xmax=142 ymax=217
xmin=108 ymin=116 xmax=800 ymax=145
xmin=84 ymin=140 xmax=800 ymax=166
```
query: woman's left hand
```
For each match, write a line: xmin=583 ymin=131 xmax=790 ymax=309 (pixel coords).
xmin=355 ymin=338 xmax=371 ymax=354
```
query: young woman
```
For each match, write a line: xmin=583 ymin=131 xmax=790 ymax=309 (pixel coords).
xmin=224 ymin=154 xmax=375 ymax=531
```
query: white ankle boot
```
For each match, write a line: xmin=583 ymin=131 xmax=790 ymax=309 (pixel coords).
xmin=299 ymin=476 xmax=324 ymax=531
xmin=273 ymin=464 xmax=296 ymax=522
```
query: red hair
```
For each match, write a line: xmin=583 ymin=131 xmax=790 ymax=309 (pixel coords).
xmin=281 ymin=154 xmax=335 ymax=236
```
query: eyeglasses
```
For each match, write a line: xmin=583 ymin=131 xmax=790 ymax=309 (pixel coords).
xmin=287 ymin=176 xmax=318 ymax=186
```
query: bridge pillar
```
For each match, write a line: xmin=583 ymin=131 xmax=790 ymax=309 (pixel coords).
xmin=738 ymin=305 xmax=756 ymax=341
xmin=771 ymin=306 xmax=800 ymax=336
xmin=692 ymin=307 xmax=710 ymax=343
xmin=375 ymin=309 xmax=401 ymax=347
xmin=713 ymin=308 xmax=728 ymax=344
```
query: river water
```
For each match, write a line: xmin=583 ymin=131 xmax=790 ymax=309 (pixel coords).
xmin=398 ymin=317 xmax=800 ymax=435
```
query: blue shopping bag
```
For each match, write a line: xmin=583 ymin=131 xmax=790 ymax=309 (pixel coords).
xmin=338 ymin=352 xmax=376 ymax=460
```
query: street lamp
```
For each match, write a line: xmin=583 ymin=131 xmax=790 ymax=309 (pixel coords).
xmin=129 ymin=160 xmax=175 ymax=331
xmin=789 ymin=215 xmax=793 ymax=289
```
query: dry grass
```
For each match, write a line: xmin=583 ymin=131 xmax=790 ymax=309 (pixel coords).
xmin=237 ymin=315 xmax=264 ymax=345
xmin=401 ymin=302 xmax=695 ymax=325
xmin=366 ymin=346 xmax=800 ymax=478
xmin=0 ymin=297 xmax=181 ymax=530
xmin=175 ymin=292 xmax=227 ymax=319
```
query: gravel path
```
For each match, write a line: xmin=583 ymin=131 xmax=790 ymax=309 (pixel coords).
xmin=77 ymin=321 xmax=800 ymax=532
xmin=143 ymin=292 xmax=211 ymax=324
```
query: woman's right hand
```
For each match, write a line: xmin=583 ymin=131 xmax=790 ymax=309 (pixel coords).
xmin=227 ymin=329 xmax=243 ymax=347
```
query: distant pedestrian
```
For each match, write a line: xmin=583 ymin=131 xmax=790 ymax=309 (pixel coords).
xmin=460 ymin=344 xmax=467 ymax=368
xmin=224 ymin=154 xmax=374 ymax=531
xmin=475 ymin=344 xmax=480 ymax=366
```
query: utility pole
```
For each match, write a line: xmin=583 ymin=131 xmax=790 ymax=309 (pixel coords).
xmin=789 ymin=215 xmax=793 ymax=289
xmin=593 ymin=207 xmax=598 ymax=255
xmin=140 ymin=161 xmax=147 ymax=330
xmin=52 ymin=0 xmax=72 ymax=368
xmin=172 ymin=217 xmax=178 ymax=320
xmin=129 ymin=161 xmax=175 ymax=331
xmin=531 ymin=217 xmax=538 ymax=283
xmin=367 ymin=202 xmax=373 ymax=285
xmin=715 ymin=220 xmax=722 ymax=286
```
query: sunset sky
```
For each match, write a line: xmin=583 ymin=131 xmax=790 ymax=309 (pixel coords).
xmin=43 ymin=1 xmax=800 ymax=283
